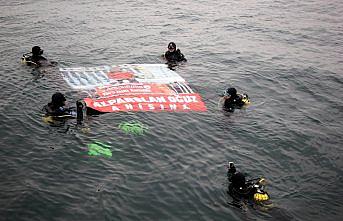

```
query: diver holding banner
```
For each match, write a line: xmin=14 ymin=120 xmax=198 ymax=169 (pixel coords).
xmin=42 ymin=92 xmax=101 ymax=123
xmin=43 ymin=93 xmax=74 ymax=117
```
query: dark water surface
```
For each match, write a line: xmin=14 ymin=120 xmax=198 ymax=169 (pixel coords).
xmin=1 ymin=0 xmax=343 ymax=220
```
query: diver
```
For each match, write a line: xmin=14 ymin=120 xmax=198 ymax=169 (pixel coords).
xmin=227 ymin=162 xmax=271 ymax=207
xmin=43 ymin=92 xmax=77 ymax=118
xmin=221 ymin=87 xmax=250 ymax=112
xmin=164 ymin=42 xmax=187 ymax=63
xmin=21 ymin=46 xmax=49 ymax=67
xmin=43 ymin=92 xmax=102 ymax=122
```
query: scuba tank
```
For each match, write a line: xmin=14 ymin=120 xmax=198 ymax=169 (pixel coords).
xmin=254 ymin=191 xmax=269 ymax=201
xmin=241 ymin=93 xmax=250 ymax=105
xmin=252 ymin=178 xmax=270 ymax=202
xmin=21 ymin=52 xmax=30 ymax=64
xmin=21 ymin=52 xmax=38 ymax=66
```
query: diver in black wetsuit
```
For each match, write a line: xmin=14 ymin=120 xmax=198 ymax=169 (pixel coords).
xmin=43 ymin=92 xmax=76 ymax=117
xmin=164 ymin=42 xmax=187 ymax=63
xmin=21 ymin=46 xmax=49 ymax=67
xmin=222 ymin=87 xmax=249 ymax=112
xmin=227 ymin=162 xmax=271 ymax=207
xmin=43 ymin=92 xmax=102 ymax=122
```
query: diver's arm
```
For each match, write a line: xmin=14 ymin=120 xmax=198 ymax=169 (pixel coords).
xmin=48 ymin=106 xmax=75 ymax=117
xmin=176 ymin=49 xmax=187 ymax=62
xmin=227 ymin=162 xmax=236 ymax=181
xmin=164 ymin=51 xmax=172 ymax=62
xmin=39 ymin=55 xmax=47 ymax=61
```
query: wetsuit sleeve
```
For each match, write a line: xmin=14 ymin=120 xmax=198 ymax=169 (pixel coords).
xmin=31 ymin=55 xmax=48 ymax=67
xmin=176 ymin=49 xmax=187 ymax=62
xmin=24 ymin=56 xmax=38 ymax=66
xmin=45 ymin=106 xmax=73 ymax=116
xmin=53 ymin=107 xmax=68 ymax=116
xmin=165 ymin=51 xmax=172 ymax=62
xmin=63 ymin=107 xmax=77 ymax=117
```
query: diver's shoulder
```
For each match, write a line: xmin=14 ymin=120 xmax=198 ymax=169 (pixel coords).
xmin=37 ymin=55 xmax=47 ymax=60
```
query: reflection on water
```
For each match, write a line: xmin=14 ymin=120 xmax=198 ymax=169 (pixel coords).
xmin=1 ymin=0 xmax=343 ymax=221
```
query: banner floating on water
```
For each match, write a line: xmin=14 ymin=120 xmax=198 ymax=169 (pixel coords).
xmin=60 ymin=64 xmax=207 ymax=113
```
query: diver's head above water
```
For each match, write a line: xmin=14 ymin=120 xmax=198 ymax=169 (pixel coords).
xmin=32 ymin=46 xmax=43 ymax=56
xmin=51 ymin=92 xmax=66 ymax=108
xmin=225 ymin=87 xmax=237 ymax=97
xmin=167 ymin=42 xmax=176 ymax=52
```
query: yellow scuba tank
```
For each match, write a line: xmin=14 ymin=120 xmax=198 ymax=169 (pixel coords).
xmin=254 ymin=192 xmax=269 ymax=202
xmin=21 ymin=53 xmax=38 ymax=66
xmin=21 ymin=53 xmax=31 ymax=64
xmin=253 ymin=177 xmax=269 ymax=202
xmin=42 ymin=116 xmax=54 ymax=124
xmin=21 ymin=57 xmax=26 ymax=64
xmin=241 ymin=93 xmax=250 ymax=105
